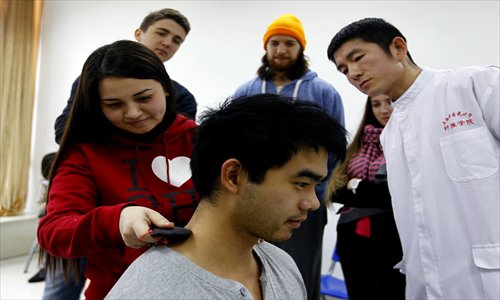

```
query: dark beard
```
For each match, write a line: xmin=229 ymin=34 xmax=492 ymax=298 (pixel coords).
xmin=268 ymin=57 xmax=297 ymax=73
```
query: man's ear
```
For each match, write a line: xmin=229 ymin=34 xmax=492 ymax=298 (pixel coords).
xmin=220 ymin=159 xmax=243 ymax=194
xmin=390 ymin=37 xmax=408 ymax=61
xmin=134 ymin=28 xmax=142 ymax=42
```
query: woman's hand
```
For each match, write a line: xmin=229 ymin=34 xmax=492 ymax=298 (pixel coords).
xmin=119 ymin=206 xmax=174 ymax=248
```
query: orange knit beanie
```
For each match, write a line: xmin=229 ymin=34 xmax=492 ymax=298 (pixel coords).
xmin=263 ymin=14 xmax=306 ymax=50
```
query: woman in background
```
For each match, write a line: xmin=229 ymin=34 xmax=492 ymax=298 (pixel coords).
xmin=37 ymin=40 xmax=199 ymax=300
xmin=327 ymin=95 xmax=405 ymax=299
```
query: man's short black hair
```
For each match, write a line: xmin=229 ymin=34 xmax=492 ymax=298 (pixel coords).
xmin=327 ymin=17 xmax=415 ymax=65
xmin=191 ymin=94 xmax=347 ymax=199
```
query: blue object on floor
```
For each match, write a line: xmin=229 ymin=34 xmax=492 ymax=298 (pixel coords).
xmin=320 ymin=245 xmax=348 ymax=299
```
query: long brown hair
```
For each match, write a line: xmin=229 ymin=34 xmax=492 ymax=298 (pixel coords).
xmin=326 ymin=96 xmax=383 ymax=204
xmin=41 ymin=40 xmax=177 ymax=281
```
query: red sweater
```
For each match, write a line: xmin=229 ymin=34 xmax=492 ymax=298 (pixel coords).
xmin=38 ymin=115 xmax=199 ymax=300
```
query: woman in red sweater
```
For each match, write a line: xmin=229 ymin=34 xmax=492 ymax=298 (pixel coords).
xmin=37 ymin=40 xmax=199 ymax=300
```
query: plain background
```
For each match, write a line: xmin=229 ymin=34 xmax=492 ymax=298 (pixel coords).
xmin=25 ymin=0 xmax=499 ymax=274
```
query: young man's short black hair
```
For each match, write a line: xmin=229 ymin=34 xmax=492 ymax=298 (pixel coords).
xmin=191 ymin=94 xmax=347 ymax=199
xmin=140 ymin=8 xmax=190 ymax=34
xmin=327 ymin=17 xmax=415 ymax=65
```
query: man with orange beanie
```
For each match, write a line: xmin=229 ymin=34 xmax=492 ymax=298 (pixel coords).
xmin=232 ymin=13 xmax=345 ymax=300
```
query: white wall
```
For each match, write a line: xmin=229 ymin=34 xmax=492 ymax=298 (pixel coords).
xmin=28 ymin=0 xmax=499 ymax=274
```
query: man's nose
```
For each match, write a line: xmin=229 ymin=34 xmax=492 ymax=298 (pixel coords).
xmin=349 ymin=65 xmax=363 ymax=82
xmin=276 ymin=44 xmax=286 ymax=53
xmin=161 ymin=36 xmax=173 ymax=47
xmin=300 ymin=190 xmax=320 ymax=211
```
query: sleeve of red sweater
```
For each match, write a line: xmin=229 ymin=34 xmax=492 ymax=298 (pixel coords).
xmin=37 ymin=147 xmax=136 ymax=258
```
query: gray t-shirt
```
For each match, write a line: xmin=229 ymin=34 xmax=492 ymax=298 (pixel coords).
xmin=106 ymin=241 xmax=306 ymax=299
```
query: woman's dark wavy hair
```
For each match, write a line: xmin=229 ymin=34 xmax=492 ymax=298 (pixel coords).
xmin=60 ymin=40 xmax=176 ymax=146
xmin=257 ymin=50 xmax=309 ymax=80
xmin=191 ymin=94 xmax=347 ymax=201
xmin=41 ymin=40 xmax=176 ymax=281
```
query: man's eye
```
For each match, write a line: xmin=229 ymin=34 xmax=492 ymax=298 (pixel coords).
xmin=296 ymin=182 xmax=309 ymax=188
xmin=353 ymin=54 xmax=364 ymax=62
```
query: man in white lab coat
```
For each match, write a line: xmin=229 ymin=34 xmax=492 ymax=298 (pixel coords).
xmin=327 ymin=17 xmax=499 ymax=299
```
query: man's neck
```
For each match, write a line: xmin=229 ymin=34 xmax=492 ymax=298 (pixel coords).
xmin=170 ymin=201 xmax=262 ymax=298
xmin=391 ymin=64 xmax=423 ymax=101
xmin=271 ymin=71 xmax=291 ymax=87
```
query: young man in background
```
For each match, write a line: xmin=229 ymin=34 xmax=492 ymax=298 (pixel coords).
xmin=54 ymin=8 xmax=197 ymax=144
xmin=232 ymin=14 xmax=345 ymax=300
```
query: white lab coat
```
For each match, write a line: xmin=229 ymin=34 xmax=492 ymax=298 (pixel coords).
xmin=381 ymin=66 xmax=500 ymax=299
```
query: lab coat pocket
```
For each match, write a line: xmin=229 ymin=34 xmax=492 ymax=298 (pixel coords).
xmin=439 ymin=127 xmax=498 ymax=181
xmin=472 ymin=244 xmax=500 ymax=299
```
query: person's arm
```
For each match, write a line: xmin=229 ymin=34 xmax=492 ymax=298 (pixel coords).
xmin=230 ymin=78 xmax=260 ymax=101
xmin=323 ymin=85 xmax=346 ymax=183
xmin=331 ymin=179 xmax=392 ymax=208
xmin=329 ymin=89 xmax=345 ymax=127
xmin=37 ymin=147 xmax=129 ymax=257
xmin=36 ymin=147 xmax=170 ymax=257
xmin=54 ymin=77 xmax=80 ymax=144
xmin=231 ymin=85 xmax=247 ymax=100
xmin=316 ymin=81 xmax=345 ymax=127
xmin=171 ymin=80 xmax=197 ymax=120
xmin=474 ymin=66 xmax=500 ymax=140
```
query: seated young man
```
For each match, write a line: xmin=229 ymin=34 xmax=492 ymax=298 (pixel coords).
xmin=106 ymin=94 xmax=347 ymax=300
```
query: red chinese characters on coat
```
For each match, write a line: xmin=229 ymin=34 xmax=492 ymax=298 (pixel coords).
xmin=442 ymin=111 xmax=475 ymax=131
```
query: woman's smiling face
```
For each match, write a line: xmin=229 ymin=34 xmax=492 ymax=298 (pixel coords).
xmin=99 ymin=77 xmax=167 ymax=134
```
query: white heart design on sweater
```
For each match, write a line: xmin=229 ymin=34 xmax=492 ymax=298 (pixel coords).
xmin=151 ymin=156 xmax=191 ymax=187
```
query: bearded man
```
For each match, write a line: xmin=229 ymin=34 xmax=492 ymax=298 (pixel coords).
xmin=232 ymin=14 xmax=345 ymax=300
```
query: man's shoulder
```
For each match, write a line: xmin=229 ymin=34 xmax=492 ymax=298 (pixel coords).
xmin=254 ymin=242 xmax=306 ymax=298
xmin=254 ymin=241 xmax=298 ymax=267
xmin=431 ymin=65 xmax=499 ymax=79
xmin=238 ymin=77 xmax=261 ymax=88
xmin=299 ymin=71 xmax=339 ymax=95
xmin=233 ymin=77 xmax=262 ymax=98
xmin=171 ymin=79 xmax=193 ymax=95
xmin=456 ymin=65 xmax=500 ymax=80
xmin=424 ymin=66 xmax=499 ymax=93
xmin=72 ymin=75 xmax=81 ymax=86
xmin=106 ymin=247 xmax=188 ymax=299
xmin=304 ymin=72 xmax=339 ymax=91
xmin=128 ymin=246 xmax=180 ymax=270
